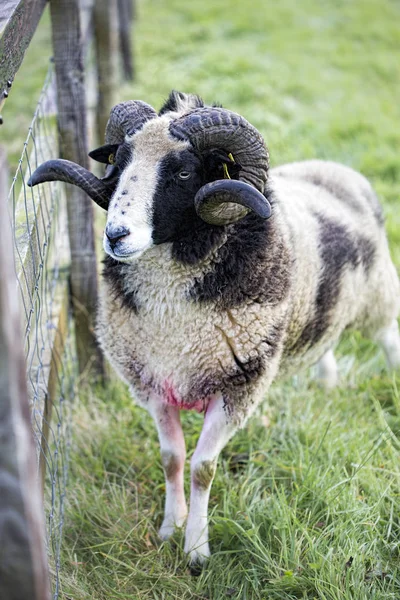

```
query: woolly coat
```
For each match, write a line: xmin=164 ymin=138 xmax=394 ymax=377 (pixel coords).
xmin=96 ymin=159 xmax=400 ymax=423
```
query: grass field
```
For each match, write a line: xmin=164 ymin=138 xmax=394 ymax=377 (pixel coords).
xmin=4 ymin=0 xmax=400 ymax=598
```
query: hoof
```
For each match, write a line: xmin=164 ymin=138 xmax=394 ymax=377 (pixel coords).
xmin=189 ymin=561 xmax=204 ymax=577
xmin=158 ymin=513 xmax=187 ymax=541
xmin=186 ymin=544 xmax=210 ymax=563
xmin=187 ymin=547 xmax=210 ymax=576
xmin=158 ymin=523 xmax=176 ymax=541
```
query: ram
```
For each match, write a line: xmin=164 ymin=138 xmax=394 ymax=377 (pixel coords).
xmin=29 ymin=91 xmax=400 ymax=564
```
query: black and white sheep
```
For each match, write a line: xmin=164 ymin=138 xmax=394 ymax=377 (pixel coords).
xmin=29 ymin=91 xmax=400 ymax=563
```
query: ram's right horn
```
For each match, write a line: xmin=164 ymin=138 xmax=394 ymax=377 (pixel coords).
xmin=28 ymin=159 xmax=113 ymax=210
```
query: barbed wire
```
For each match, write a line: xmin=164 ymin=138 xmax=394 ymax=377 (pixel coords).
xmin=8 ymin=62 xmax=77 ymax=600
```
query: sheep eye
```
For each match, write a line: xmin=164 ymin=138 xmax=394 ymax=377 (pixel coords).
xmin=178 ymin=171 xmax=191 ymax=180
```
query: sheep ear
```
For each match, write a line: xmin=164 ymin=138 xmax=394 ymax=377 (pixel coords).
xmin=89 ymin=144 xmax=120 ymax=165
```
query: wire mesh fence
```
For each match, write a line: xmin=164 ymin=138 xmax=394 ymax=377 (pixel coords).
xmin=7 ymin=63 xmax=77 ymax=600
xmin=0 ymin=1 xmax=134 ymax=596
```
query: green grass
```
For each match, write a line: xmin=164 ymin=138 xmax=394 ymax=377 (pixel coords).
xmin=3 ymin=0 xmax=400 ymax=598
xmin=60 ymin=362 xmax=400 ymax=599
xmin=58 ymin=0 xmax=400 ymax=597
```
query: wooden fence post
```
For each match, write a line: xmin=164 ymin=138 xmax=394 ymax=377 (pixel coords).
xmin=117 ymin=0 xmax=134 ymax=81
xmin=93 ymin=0 xmax=119 ymax=145
xmin=50 ymin=0 xmax=105 ymax=378
xmin=0 ymin=149 xmax=50 ymax=600
xmin=0 ymin=0 xmax=47 ymax=119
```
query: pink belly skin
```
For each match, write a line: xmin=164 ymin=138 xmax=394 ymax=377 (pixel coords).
xmin=163 ymin=380 xmax=209 ymax=413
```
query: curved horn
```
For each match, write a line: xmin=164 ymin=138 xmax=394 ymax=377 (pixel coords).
xmin=28 ymin=101 xmax=158 ymax=209
xmin=104 ymin=100 xmax=158 ymax=144
xmin=95 ymin=100 xmax=158 ymax=178
xmin=195 ymin=179 xmax=271 ymax=225
xmin=27 ymin=159 xmax=112 ymax=210
xmin=169 ymin=107 xmax=269 ymax=192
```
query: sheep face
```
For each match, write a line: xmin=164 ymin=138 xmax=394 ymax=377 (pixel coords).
xmin=27 ymin=93 xmax=271 ymax=262
xmin=103 ymin=117 xmax=241 ymax=262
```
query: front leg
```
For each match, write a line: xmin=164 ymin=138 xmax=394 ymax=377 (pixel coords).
xmin=184 ymin=395 xmax=238 ymax=563
xmin=146 ymin=399 xmax=187 ymax=539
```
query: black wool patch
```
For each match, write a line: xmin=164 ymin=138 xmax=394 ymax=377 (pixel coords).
xmin=357 ymin=235 xmax=376 ymax=274
xmin=171 ymin=225 xmax=225 ymax=265
xmin=362 ymin=187 xmax=385 ymax=226
xmin=151 ymin=148 xmax=231 ymax=263
xmin=224 ymin=322 xmax=286 ymax=388
xmin=102 ymin=255 xmax=139 ymax=313
xmin=188 ymin=191 xmax=292 ymax=309
xmin=227 ymin=354 xmax=266 ymax=387
xmin=188 ymin=359 xmax=260 ymax=404
xmin=158 ymin=90 xmax=204 ymax=116
xmin=261 ymin=319 xmax=287 ymax=359
xmin=189 ymin=319 xmax=286 ymax=407
xmin=290 ymin=213 xmax=376 ymax=352
xmin=306 ymin=173 xmax=365 ymax=215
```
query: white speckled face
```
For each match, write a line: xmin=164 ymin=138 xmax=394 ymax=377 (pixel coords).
xmin=103 ymin=117 xmax=190 ymax=261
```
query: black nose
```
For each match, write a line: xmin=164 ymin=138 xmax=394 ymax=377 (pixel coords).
xmin=105 ymin=224 xmax=130 ymax=245
xmin=106 ymin=225 xmax=130 ymax=248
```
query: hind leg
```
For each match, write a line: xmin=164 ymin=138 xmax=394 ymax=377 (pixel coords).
xmin=316 ymin=349 xmax=338 ymax=389
xmin=374 ymin=319 xmax=400 ymax=370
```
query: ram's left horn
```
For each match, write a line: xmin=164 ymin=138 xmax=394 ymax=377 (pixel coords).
xmin=28 ymin=159 xmax=113 ymax=210
xmin=195 ymin=179 xmax=271 ymax=225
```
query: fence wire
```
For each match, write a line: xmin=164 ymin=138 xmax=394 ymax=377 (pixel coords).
xmin=7 ymin=63 xmax=77 ymax=600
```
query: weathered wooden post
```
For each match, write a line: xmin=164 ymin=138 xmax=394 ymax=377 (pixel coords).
xmin=0 ymin=0 xmax=47 ymax=123
xmin=0 ymin=149 xmax=51 ymax=600
xmin=50 ymin=0 xmax=105 ymax=377
xmin=93 ymin=0 xmax=119 ymax=146
xmin=117 ymin=0 xmax=135 ymax=81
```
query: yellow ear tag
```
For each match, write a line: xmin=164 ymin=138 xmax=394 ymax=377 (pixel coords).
xmin=222 ymin=153 xmax=235 ymax=179
xmin=108 ymin=153 xmax=115 ymax=165
xmin=222 ymin=162 xmax=231 ymax=179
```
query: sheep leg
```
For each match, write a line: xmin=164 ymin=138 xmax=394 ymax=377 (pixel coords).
xmin=316 ymin=348 xmax=338 ymax=389
xmin=374 ymin=319 xmax=400 ymax=370
xmin=184 ymin=394 xmax=237 ymax=564
xmin=147 ymin=400 xmax=187 ymax=539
